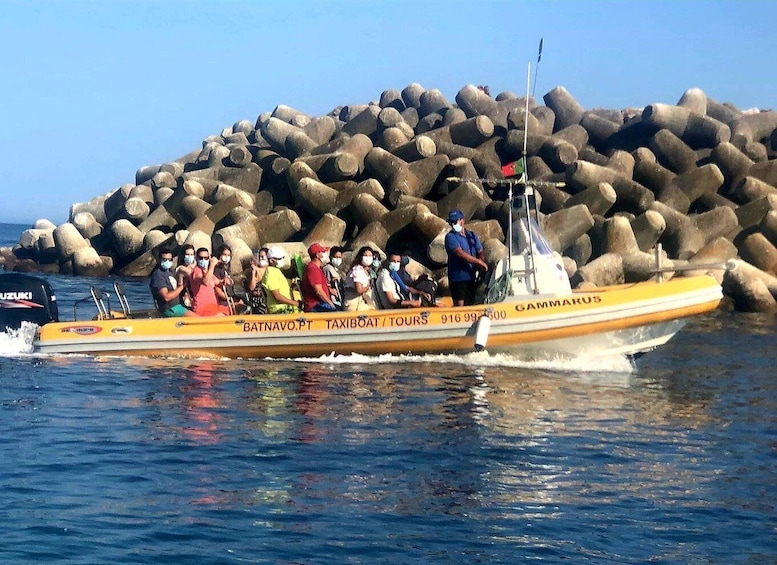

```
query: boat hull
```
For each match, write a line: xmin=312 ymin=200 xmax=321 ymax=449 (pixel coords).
xmin=33 ymin=275 xmax=723 ymax=359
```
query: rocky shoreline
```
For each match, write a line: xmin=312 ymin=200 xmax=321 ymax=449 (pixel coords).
xmin=3 ymin=83 xmax=777 ymax=311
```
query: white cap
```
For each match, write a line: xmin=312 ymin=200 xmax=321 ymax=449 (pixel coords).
xmin=268 ymin=246 xmax=285 ymax=260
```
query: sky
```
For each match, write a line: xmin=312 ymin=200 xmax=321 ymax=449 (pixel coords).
xmin=1 ymin=0 xmax=775 ymax=225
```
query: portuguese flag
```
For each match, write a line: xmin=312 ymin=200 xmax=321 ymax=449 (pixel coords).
xmin=501 ymin=159 xmax=525 ymax=178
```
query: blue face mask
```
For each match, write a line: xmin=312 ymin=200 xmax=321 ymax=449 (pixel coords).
xmin=452 ymin=223 xmax=463 ymax=233
xmin=160 ymin=259 xmax=173 ymax=270
xmin=183 ymin=255 xmax=195 ymax=266
xmin=389 ymin=261 xmax=401 ymax=272
xmin=198 ymin=258 xmax=209 ymax=269
xmin=372 ymin=258 xmax=382 ymax=269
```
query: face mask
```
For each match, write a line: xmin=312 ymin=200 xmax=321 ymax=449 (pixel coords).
xmin=220 ymin=255 xmax=230 ymax=264
xmin=389 ymin=261 xmax=400 ymax=272
xmin=321 ymin=252 xmax=330 ymax=263
xmin=275 ymin=258 xmax=286 ymax=269
xmin=331 ymin=257 xmax=342 ymax=268
xmin=258 ymin=259 xmax=269 ymax=267
xmin=452 ymin=223 xmax=463 ymax=233
xmin=372 ymin=258 xmax=382 ymax=269
xmin=198 ymin=259 xmax=209 ymax=269
xmin=160 ymin=260 xmax=173 ymax=270
xmin=361 ymin=255 xmax=373 ymax=267
xmin=183 ymin=255 xmax=195 ymax=266
xmin=400 ymin=255 xmax=410 ymax=267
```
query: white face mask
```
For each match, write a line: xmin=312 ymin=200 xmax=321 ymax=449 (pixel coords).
xmin=361 ymin=255 xmax=373 ymax=267
xmin=372 ymin=258 xmax=382 ymax=269
xmin=389 ymin=261 xmax=401 ymax=272
xmin=321 ymin=252 xmax=330 ymax=263
xmin=220 ymin=255 xmax=231 ymax=264
xmin=331 ymin=257 xmax=342 ymax=268
xmin=258 ymin=259 xmax=269 ymax=267
xmin=275 ymin=258 xmax=286 ymax=269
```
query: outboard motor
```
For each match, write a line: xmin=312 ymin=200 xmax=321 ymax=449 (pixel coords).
xmin=0 ymin=273 xmax=59 ymax=330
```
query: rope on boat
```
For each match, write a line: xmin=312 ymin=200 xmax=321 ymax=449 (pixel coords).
xmin=485 ymin=270 xmax=513 ymax=304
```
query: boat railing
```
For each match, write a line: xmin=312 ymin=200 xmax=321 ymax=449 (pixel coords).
xmin=72 ymin=287 xmax=113 ymax=321
xmin=651 ymin=244 xmax=734 ymax=282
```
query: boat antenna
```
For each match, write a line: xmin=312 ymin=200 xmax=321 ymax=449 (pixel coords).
xmin=531 ymin=37 xmax=543 ymax=99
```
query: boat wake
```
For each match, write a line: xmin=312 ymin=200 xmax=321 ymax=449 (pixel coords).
xmin=288 ymin=350 xmax=636 ymax=374
xmin=0 ymin=322 xmax=36 ymax=356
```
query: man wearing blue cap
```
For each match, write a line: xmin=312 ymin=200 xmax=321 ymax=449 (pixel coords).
xmin=444 ymin=210 xmax=489 ymax=306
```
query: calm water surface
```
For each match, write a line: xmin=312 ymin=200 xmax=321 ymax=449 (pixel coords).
xmin=1 ymin=224 xmax=776 ymax=563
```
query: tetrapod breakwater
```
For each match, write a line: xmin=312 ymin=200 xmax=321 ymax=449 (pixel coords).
xmin=3 ymin=83 xmax=777 ymax=311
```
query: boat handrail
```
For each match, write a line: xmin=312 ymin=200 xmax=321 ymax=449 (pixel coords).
xmin=650 ymin=261 xmax=735 ymax=275
xmin=72 ymin=287 xmax=112 ymax=321
xmin=651 ymin=243 xmax=734 ymax=282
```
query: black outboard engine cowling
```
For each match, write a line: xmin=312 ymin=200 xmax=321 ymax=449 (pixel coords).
xmin=0 ymin=273 xmax=59 ymax=330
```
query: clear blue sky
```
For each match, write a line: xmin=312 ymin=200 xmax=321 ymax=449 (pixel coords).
xmin=1 ymin=0 xmax=775 ymax=224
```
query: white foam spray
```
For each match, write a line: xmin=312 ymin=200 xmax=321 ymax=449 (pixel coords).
xmin=0 ymin=322 xmax=37 ymax=356
xmin=287 ymin=349 xmax=635 ymax=374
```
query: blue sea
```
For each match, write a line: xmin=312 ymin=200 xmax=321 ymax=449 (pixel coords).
xmin=1 ymin=221 xmax=777 ymax=564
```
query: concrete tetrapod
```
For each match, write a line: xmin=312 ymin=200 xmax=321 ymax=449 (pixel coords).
xmin=722 ymin=259 xmax=777 ymax=313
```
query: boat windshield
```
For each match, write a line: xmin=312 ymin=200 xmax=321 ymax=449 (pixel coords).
xmin=512 ymin=215 xmax=555 ymax=256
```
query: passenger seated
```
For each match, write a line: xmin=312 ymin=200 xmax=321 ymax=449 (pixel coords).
xmin=376 ymin=252 xmax=433 ymax=309
xmin=262 ymin=247 xmax=302 ymax=314
xmin=243 ymin=247 xmax=269 ymax=314
xmin=302 ymin=242 xmax=338 ymax=312
xmin=176 ymin=244 xmax=196 ymax=310
xmin=189 ymin=248 xmax=228 ymax=316
xmin=213 ymin=244 xmax=243 ymax=314
xmin=343 ymin=246 xmax=378 ymax=311
xmin=323 ymin=246 xmax=345 ymax=309
xmin=397 ymin=244 xmax=416 ymax=287
xmin=396 ymin=244 xmax=438 ymax=306
xmin=149 ymin=247 xmax=198 ymax=317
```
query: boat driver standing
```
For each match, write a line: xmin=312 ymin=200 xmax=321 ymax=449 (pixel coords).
xmin=444 ymin=209 xmax=489 ymax=307
xmin=150 ymin=247 xmax=198 ymax=317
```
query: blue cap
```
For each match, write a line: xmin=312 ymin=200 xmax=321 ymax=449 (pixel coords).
xmin=447 ymin=209 xmax=464 ymax=223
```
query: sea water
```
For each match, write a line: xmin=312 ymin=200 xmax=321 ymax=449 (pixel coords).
xmin=1 ymin=222 xmax=777 ymax=563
